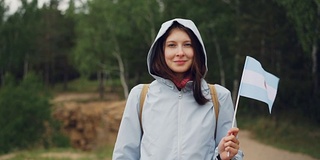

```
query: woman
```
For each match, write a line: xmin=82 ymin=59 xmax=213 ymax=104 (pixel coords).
xmin=112 ymin=18 xmax=244 ymax=160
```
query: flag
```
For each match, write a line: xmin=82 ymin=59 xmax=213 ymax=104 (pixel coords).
xmin=238 ymin=56 xmax=279 ymax=113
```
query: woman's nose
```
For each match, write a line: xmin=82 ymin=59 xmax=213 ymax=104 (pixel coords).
xmin=176 ymin=46 xmax=185 ymax=56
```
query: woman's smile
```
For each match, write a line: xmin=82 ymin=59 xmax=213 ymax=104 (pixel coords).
xmin=164 ymin=28 xmax=194 ymax=77
xmin=174 ymin=60 xmax=188 ymax=65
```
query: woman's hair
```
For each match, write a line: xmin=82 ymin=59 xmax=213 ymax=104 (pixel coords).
xmin=150 ymin=21 xmax=208 ymax=105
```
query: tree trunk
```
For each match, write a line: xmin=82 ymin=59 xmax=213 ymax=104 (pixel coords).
xmin=213 ymin=36 xmax=225 ymax=86
xmin=311 ymin=41 xmax=318 ymax=95
xmin=113 ymin=52 xmax=129 ymax=99
xmin=0 ymin=70 xmax=3 ymax=86
xmin=24 ymin=54 xmax=29 ymax=78
xmin=232 ymin=54 xmax=240 ymax=103
xmin=312 ymin=0 xmax=320 ymax=95
xmin=232 ymin=0 xmax=241 ymax=104
xmin=63 ymin=70 xmax=68 ymax=91
xmin=98 ymin=70 xmax=105 ymax=99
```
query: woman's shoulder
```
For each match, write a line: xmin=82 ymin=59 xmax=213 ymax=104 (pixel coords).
xmin=212 ymin=84 xmax=231 ymax=95
xmin=211 ymin=84 xmax=232 ymax=101
xmin=204 ymin=82 xmax=231 ymax=98
xmin=129 ymin=84 xmax=145 ymax=97
xmin=131 ymin=84 xmax=145 ymax=91
xmin=129 ymin=81 xmax=156 ymax=97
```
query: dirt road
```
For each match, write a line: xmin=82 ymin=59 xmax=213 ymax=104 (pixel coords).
xmin=239 ymin=130 xmax=317 ymax=160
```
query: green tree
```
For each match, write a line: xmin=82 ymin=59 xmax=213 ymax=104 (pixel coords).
xmin=72 ymin=0 xmax=115 ymax=98
xmin=275 ymin=0 xmax=320 ymax=121
xmin=1 ymin=13 xmax=26 ymax=85
xmin=0 ymin=0 xmax=7 ymax=86
xmin=36 ymin=0 xmax=76 ymax=85
xmin=0 ymin=73 xmax=51 ymax=153
xmin=72 ymin=0 xmax=162 ymax=98
xmin=276 ymin=0 xmax=320 ymax=95
xmin=0 ymin=0 xmax=41 ymax=81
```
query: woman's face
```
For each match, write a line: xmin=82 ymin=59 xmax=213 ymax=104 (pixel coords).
xmin=164 ymin=28 xmax=194 ymax=78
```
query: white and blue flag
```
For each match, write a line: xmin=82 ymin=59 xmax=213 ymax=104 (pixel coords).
xmin=238 ymin=56 xmax=279 ymax=113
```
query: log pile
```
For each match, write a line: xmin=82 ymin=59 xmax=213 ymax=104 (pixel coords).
xmin=53 ymin=100 xmax=126 ymax=151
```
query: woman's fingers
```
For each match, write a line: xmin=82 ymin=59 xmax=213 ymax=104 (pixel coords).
xmin=224 ymin=137 xmax=239 ymax=148
xmin=223 ymin=134 xmax=238 ymax=144
xmin=224 ymin=140 xmax=239 ymax=149
xmin=219 ymin=128 xmax=241 ymax=159
xmin=222 ymin=134 xmax=240 ymax=157
xmin=228 ymin=127 xmax=239 ymax=137
xmin=225 ymin=146 xmax=239 ymax=157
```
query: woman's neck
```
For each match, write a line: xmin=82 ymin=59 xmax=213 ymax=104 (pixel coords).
xmin=172 ymin=74 xmax=192 ymax=89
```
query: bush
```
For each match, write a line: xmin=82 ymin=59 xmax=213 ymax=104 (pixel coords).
xmin=0 ymin=73 xmax=51 ymax=154
xmin=42 ymin=118 xmax=71 ymax=149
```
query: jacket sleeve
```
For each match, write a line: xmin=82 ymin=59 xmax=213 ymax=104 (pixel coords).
xmin=213 ymin=85 xmax=244 ymax=160
xmin=112 ymin=84 xmax=144 ymax=160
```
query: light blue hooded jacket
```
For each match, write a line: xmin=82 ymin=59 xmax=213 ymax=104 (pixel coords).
xmin=112 ymin=18 xmax=244 ymax=160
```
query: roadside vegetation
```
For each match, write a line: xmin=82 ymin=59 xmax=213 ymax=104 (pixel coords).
xmin=0 ymin=79 xmax=319 ymax=160
xmin=0 ymin=146 xmax=113 ymax=160
xmin=237 ymin=103 xmax=320 ymax=159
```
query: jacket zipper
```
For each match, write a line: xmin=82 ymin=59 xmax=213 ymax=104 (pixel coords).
xmin=178 ymin=91 xmax=182 ymax=160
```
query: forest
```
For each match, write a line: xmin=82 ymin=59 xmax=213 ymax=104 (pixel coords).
xmin=0 ymin=0 xmax=319 ymax=156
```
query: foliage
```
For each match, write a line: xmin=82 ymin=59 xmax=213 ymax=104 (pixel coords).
xmin=238 ymin=111 xmax=320 ymax=159
xmin=0 ymin=73 xmax=51 ymax=154
xmin=71 ymin=0 xmax=161 ymax=84
xmin=45 ymin=119 xmax=71 ymax=148
xmin=0 ymin=146 xmax=114 ymax=159
xmin=53 ymin=78 xmax=100 ymax=93
xmin=0 ymin=0 xmax=78 ymax=87
xmin=0 ymin=0 xmax=319 ymax=153
xmin=276 ymin=0 xmax=319 ymax=54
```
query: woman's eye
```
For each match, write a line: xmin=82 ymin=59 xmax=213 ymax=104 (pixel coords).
xmin=167 ymin=43 xmax=176 ymax=47
xmin=184 ymin=43 xmax=192 ymax=47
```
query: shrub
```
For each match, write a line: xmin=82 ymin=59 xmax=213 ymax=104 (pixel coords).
xmin=0 ymin=73 xmax=51 ymax=154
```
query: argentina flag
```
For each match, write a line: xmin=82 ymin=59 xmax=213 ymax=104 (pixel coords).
xmin=238 ymin=56 xmax=280 ymax=113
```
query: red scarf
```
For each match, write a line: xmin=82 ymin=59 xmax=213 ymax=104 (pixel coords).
xmin=173 ymin=77 xmax=191 ymax=89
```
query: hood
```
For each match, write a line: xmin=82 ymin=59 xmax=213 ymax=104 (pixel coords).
xmin=147 ymin=18 xmax=208 ymax=79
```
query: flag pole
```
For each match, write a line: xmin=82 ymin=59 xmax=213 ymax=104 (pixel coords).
xmin=228 ymin=57 xmax=246 ymax=157
xmin=231 ymin=94 xmax=240 ymax=128
xmin=231 ymin=57 xmax=247 ymax=128
xmin=228 ymin=93 xmax=240 ymax=158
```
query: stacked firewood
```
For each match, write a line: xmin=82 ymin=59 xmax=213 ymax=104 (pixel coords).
xmin=53 ymin=100 xmax=126 ymax=150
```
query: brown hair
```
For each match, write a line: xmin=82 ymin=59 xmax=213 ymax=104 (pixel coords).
xmin=150 ymin=21 xmax=208 ymax=105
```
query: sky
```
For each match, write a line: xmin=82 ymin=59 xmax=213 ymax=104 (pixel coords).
xmin=4 ymin=0 xmax=70 ymax=14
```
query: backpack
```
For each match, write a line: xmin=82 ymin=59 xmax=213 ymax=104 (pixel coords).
xmin=139 ymin=84 xmax=220 ymax=138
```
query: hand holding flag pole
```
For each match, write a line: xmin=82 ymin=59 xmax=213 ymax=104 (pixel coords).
xmin=228 ymin=56 xmax=279 ymax=157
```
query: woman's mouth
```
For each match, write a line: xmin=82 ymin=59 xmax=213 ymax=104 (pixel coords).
xmin=174 ymin=60 xmax=187 ymax=65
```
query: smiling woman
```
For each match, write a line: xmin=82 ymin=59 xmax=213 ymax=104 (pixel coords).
xmin=112 ymin=18 xmax=244 ymax=160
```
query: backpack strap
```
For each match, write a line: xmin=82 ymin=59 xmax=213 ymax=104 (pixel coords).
xmin=139 ymin=84 xmax=149 ymax=133
xmin=139 ymin=84 xmax=219 ymax=137
xmin=208 ymin=84 xmax=219 ymax=139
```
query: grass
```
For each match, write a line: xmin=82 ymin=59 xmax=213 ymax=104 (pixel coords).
xmin=52 ymin=78 xmax=100 ymax=93
xmin=238 ymin=111 xmax=320 ymax=159
xmin=0 ymin=145 xmax=114 ymax=160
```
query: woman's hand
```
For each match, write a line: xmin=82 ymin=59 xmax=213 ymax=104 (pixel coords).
xmin=218 ymin=127 xmax=240 ymax=160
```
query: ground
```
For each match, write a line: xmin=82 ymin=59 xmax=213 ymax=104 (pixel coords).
xmin=239 ymin=130 xmax=316 ymax=160
xmin=0 ymin=93 xmax=317 ymax=160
